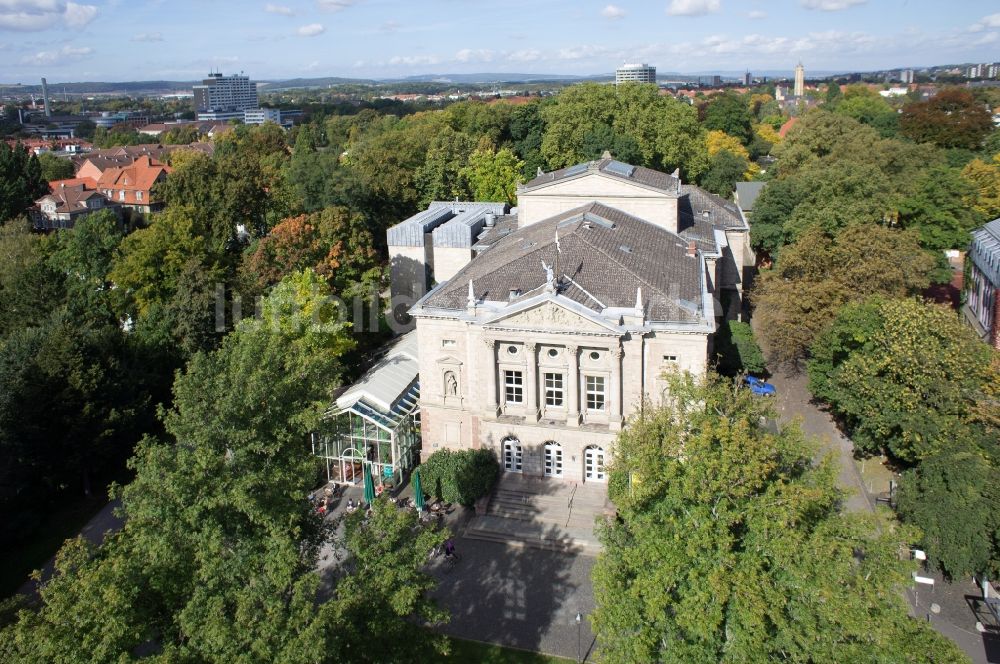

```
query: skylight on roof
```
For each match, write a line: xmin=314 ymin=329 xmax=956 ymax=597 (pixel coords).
xmin=563 ymin=163 xmax=588 ymax=177
xmin=604 ymin=160 xmax=636 ymax=178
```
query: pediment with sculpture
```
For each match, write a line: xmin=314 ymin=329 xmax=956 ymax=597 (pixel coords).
xmin=483 ymin=300 xmax=617 ymax=335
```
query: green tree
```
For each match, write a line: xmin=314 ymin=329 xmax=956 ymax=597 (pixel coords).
xmin=35 ymin=152 xmax=75 ymax=182
xmin=541 ymin=83 xmax=708 ymax=179
xmin=701 ymin=91 xmax=754 ymax=144
xmin=714 ymin=320 xmax=766 ymax=375
xmin=897 ymin=442 xmax=1000 ymax=579
xmin=0 ymin=271 xmax=389 ymax=662
xmin=593 ymin=372 xmax=968 ymax=664
xmin=806 ymin=297 xmax=995 ymax=462
xmin=414 ymin=127 xmax=474 ymax=206
xmin=896 ymin=164 xmax=982 ymax=251
xmin=0 ymin=142 xmax=46 ymax=222
xmin=753 ymin=225 xmax=934 ymax=367
xmin=833 ymin=86 xmax=899 ymax=137
xmin=698 ymin=149 xmax=748 ymax=197
xmin=0 ymin=219 xmax=63 ymax=337
xmin=460 ymin=143 xmax=525 ymax=206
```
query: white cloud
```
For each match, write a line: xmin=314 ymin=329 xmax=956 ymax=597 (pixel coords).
xmin=0 ymin=0 xmax=98 ymax=31
xmin=388 ymin=54 xmax=440 ymax=66
xmin=970 ymin=13 xmax=1000 ymax=32
xmin=747 ymin=9 xmax=766 ymax=19
xmin=455 ymin=48 xmax=493 ymax=63
xmin=666 ymin=0 xmax=719 ymax=17
xmin=264 ymin=3 xmax=293 ymax=15
xmin=20 ymin=43 xmax=92 ymax=65
xmin=63 ymin=1 xmax=94 ymax=27
xmin=130 ymin=31 xmax=162 ymax=42
xmin=507 ymin=48 xmax=541 ymax=63
xmin=297 ymin=23 xmax=325 ymax=36
xmin=800 ymin=0 xmax=865 ymax=11
xmin=601 ymin=4 xmax=625 ymax=19
xmin=317 ymin=0 xmax=353 ymax=11
xmin=557 ymin=44 xmax=610 ymax=60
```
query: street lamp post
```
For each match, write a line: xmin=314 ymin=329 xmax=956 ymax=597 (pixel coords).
xmin=576 ymin=612 xmax=583 ymax=663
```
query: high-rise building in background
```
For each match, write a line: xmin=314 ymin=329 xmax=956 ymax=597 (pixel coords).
xmin=193 ymin=72 xmax=258 ymax=120
xmin=616 ymin=63 xmax=656 ymax=85
xmin=742 ymin=71 xmax=752 ymax=86
xmin=794 ymin=62 xmax=805 ymax=96
xmin=900 ymin=69 xmax=915 ymax=84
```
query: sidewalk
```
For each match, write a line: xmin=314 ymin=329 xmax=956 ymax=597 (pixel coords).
xmin=767 ymin=367 xmax=999 ymax=664
xmin=17 ymin=499 xmax=124 ymax=597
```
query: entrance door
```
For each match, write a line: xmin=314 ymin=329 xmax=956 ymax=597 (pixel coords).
xmin=543 ymin=442 xmax=563 ymax=478
xmin=502 ymin=437 xmax=522 ymax=472
xmin=584 ymin=446 xmax=606 ymax=482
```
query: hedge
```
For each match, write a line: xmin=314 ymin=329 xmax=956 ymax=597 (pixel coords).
xmin=417 ymin=448 xmax=499 ymax=506
xmin=715 ymin=320 xmax=766 ymax=376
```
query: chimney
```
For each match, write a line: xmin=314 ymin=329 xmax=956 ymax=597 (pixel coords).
xmin=686 ymin=241 xmax=697 ymax=257
xmin=485 ymin=213 xmax=495 ymax=227
xmin=41 ymin=77 xmax=51 ymax=118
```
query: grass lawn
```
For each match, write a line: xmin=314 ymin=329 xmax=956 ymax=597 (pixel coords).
xmin=0 ymin=493 xmax=109 ymax=598
xmin=432 ymin=637 xmax=573 ymax=663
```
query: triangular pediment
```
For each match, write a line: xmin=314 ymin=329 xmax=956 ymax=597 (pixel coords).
xmin=483 ymin=299 xmax=617 ymax=335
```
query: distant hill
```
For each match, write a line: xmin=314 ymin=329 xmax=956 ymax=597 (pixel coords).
xmin=2 ymin=80 xmax=196 ymax=94
xmin=383 ymin=72 xmax=601 ymax=84
xmin=259 ymin=77 xmax=376 ymax=91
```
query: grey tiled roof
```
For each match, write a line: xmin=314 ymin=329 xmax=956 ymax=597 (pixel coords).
xmin=678 ymin=184 xmax=745 ymax=230
xmin=421 ymin=202 xmax=705 ymax=323
xmin=522 ymin=158 xmax=681 ymax=195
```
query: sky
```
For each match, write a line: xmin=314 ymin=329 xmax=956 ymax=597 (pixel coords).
xmin=0 ymin=0 xmax=998 ymax=84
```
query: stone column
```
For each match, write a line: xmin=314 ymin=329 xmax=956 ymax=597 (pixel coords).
xmin=610 ymin=344 xmax=623 ymax=430
xmin=525 ymin=342 xmax=539 ymax=422
xmin=484 ymin=338 xmax=497 ymax=417
xmin=566 ymin=344 xmax=580 ymax=427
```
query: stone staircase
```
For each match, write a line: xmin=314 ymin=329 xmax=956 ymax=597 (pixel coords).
xmin=463 ymin=474 xmax=611 ymax=556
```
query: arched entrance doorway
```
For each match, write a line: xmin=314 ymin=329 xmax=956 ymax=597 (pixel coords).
xmin=543 ymin=442 xmax=563 ymax=478
xmin=502 ymin=436 xmax=522 ymax=472
xmin=584 ymin=445 xmax=606 ymax=482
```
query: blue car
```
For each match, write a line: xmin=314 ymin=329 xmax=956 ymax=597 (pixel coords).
xmin=744 ymin=375 xmax=776 ymax=396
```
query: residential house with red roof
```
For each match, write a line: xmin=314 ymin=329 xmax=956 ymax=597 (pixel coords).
xmin=96 ymin=155 xmax=172 ymax=214
xmin=34 ymin=178 xmax=119 ymax=230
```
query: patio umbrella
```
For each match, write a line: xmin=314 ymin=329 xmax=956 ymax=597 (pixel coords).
xmin=363 ymin=463 xmax=376 ymax=506
xmin=413 ymin=470 xmax=425 ymax=512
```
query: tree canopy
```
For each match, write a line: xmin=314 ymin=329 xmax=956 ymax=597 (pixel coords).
xmin=752 ymin=224 xmax=934 ymax=367
xmin=592 ymin=372 xmax=967 ymax=664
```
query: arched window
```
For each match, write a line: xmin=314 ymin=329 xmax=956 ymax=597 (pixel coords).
xmin=543 ymin=442 xmax=563 ymax=478
xmin=502 ymin=436 xmax=522 ymax=472
xmin=584 ymin=445 xmax=606 ymax=482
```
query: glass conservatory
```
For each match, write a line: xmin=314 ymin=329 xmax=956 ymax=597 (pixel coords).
xmin=312 ymin=332 xmax=421 ymax=487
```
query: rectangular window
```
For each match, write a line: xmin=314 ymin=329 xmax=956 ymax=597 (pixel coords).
xmin=586 ymin=375 xmax=605 ymax=411
xmin=544 ymin=372 xmax=563 ymax=407
xmin=118 ymin=190 xmax=125 ymax=201
xmin=663 ymin=354 xmax=678 ymax=363
xmin=504 ymin=370 xmax=523 ymax=404
xmin=136 ymin=191 xmax=143 ymax=201
xmin=441 ymin=339 xmax=456 ymax=348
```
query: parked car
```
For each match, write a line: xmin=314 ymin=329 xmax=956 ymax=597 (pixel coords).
xmin=744 ymin=375 xmax=776 ymax=396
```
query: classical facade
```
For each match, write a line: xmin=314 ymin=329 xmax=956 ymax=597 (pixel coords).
xmin=387 ymin=158 xmax=753 ymax=484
